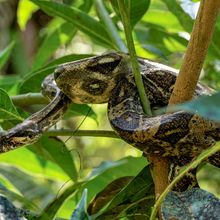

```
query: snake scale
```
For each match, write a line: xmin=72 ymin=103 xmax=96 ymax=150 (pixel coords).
xmin=0 ymin=52 xmax=219 ymax=191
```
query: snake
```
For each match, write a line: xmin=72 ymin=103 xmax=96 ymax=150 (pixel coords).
xmin=0 ymin=52 xmax=219 ymax=191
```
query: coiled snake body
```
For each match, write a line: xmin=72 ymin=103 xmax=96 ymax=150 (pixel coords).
xmin=0 ymin=52 xmax=219 ymax=191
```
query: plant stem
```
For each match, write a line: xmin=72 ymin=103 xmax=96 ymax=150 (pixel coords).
xmin=43 ymin=129 xmax=119 ymax=139
xmin=168 ymin=0 xmax=220 ymax=105
xmin=11 ymin=93 xmax=48 ymax=106
xmin=118 ymin=0 xmax=152 ymax=116
xmin=94 ymin=0 xmax=128 ymax=52
xmin=150 ymin=0 xmax=220 ymax=219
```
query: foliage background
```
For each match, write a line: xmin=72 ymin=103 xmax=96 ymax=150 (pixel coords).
xmin=0 ymin=0 xmax=219 ymax=219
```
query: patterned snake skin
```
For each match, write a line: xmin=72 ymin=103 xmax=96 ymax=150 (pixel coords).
xmin=0 ymin=52 xmax=219 ymax=192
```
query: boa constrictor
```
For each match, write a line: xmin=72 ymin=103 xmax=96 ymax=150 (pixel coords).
xmin=0 ymin=52 xmax=219 ymax=191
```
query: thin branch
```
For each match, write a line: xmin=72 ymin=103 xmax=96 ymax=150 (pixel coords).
xmin=11 ymin=93 xmax=48 ymax=106
xmin=118 ymin=0 xmax=152 ymax=116
xmin=43 ymin=129 xmax=119 ymax=139
xmin=94 ymin=0 xmax=128 ymax=52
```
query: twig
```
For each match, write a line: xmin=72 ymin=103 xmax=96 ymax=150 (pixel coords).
xmin=94 ymin=0 xmax=128 ymax=52
xmin=43 ymin=129 xmax=119 ymax=139
xmin=11 ymin=93 xmax=48 ymax=106
xmin=118 ymin=0 xmax=152 ymax=116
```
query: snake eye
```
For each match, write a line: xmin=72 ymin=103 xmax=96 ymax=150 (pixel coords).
xmin=54 ymin=65 xmax=65 ymax=80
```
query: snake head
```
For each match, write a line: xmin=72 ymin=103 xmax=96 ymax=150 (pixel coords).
xmin=54 ymin=52 xmax=132 ymax=104
xmin=0 ymin=120 xmax=41 ymax=153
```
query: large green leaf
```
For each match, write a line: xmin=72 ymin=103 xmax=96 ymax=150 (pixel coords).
xmin=64 ymin=103 xmax=97 ymax=123
xmin=0 ymin=146 xmax=69 ymax=181
xmin=0 ymin=163 xmax=55 ymax=204
xmin=71 ymin=156 xmax=148 ymax=211
xmin=42 ymin=157 xmax=147 ymax=219
xmin=0 ymin=42 xmax=15 ymax=69
xmin=0 ymin=75 xmax=21 ymax=96
xmin=29 ymin=0 xmax=115 ymax=49
xmin=17 ymin=0 xmax=39 ymax=30
xmin=168 ymin=92 xmax=220 ymax=123
xmin=96 ymin=165 xmax=154 ymax=219
xmin=161 ymin=0 xmax=220 ymax=59
xmin=135 ymin=21 xmax=187 ymax=58
xmin=28 ymin=137 xmax=78 ymax=181
xmin=161 ymin=0 xmax=193 ymax=33
xmin=162 ymin=188 xmax=220 ymax=220
xmin=110 ymin=0 xmax=150 ymax=29
xmin=87 ymin=176 xmax=133 ymax=215
xmin=0 ymin=89 xmax=23 ymax=121
xmin=70 ymin=189 xmax=90 ymax=220
xmin=19 ymin=54 xmax=93 ymax=94
xmin=31 ymin=21 xmax=77 ymax=71
xmin=129 ymin=0 xmax=150 ymax=28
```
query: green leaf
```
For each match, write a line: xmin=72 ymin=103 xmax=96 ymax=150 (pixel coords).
xmin=135 ymin=22 xmax=187 ymax=57
xmin=71 ymin=189 xmax=90 ymax=220
xmin=19 ymin=67 xmax=53 ymax=94
xmin=162 ymin=188 xmax=220 ymax=220
xmin=0 ymin=75 xmax=21 ymax=96
xmin=0 ymin=89 xmax=23 ymax=121
xmin=129 ymin=0 xmax=150 ymax=28
xmin=38 ymin=182 xmax=83 ymax=220
xmin=87 ymin=176 xmax=133 ymax=215
xmin=28 ymin=136 xmax=78 ymax=181
xmin=168 ymin=92 xmax=220 ymax=123
xmin=161 ymin=0 xmax=193 ymax=33
xmin=110 ymin=0 xmax=150 ymax=29
xmin=0 ymin=163 xmax=55 ymax=203
xmin=42 ymin=54 xmax=93 ymax=69
xmin=96 ymin=165 xmax=154 ymax=219
xmin=17 ymin=0 xmax=39 ymax=30
xmin=19 ymin=54 xmax=93 ymax=94
xmin=161 ymin=0 xmax=220 ymax=58
xmin=64 ymin=103 xmax=97 ymax=123
xmin=73 ymin=157 xmax=149 ymax=211
xmin=31 ymin=21 xmax=77 ymax=71
xmin=29 ymin=0 xmax=115 ymax=48
xmin=0 ymin=42 xmax=15 ymax=69
xmin=0 ymin=146 xmax=69 ymax=181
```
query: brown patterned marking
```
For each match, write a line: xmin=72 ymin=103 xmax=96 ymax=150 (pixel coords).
xmin=80 ymin=78 xmax=108 ymax=95
xmin=87 ymin=58 xmax=121 ymax=75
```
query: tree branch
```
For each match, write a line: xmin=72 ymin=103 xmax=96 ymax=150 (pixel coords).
xmin=43 ymin=129 xmax=119 ymax=139
xmin=11 ymin=93 xmax=48 ymax=106
xmin=149 ymin=0 xmax=220 ymax=219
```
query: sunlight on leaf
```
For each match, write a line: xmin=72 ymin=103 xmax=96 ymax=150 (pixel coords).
xmin=17 ymin=0 xmax=39 ymax=30
xmin=29 ymin=0 xmax=115 ymax=48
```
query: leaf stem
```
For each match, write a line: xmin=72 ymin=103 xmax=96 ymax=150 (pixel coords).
xmin=94 ymin=0 xmax=127 ymax=52
xmin=117 ymin=0 xmax=152 ymax=116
